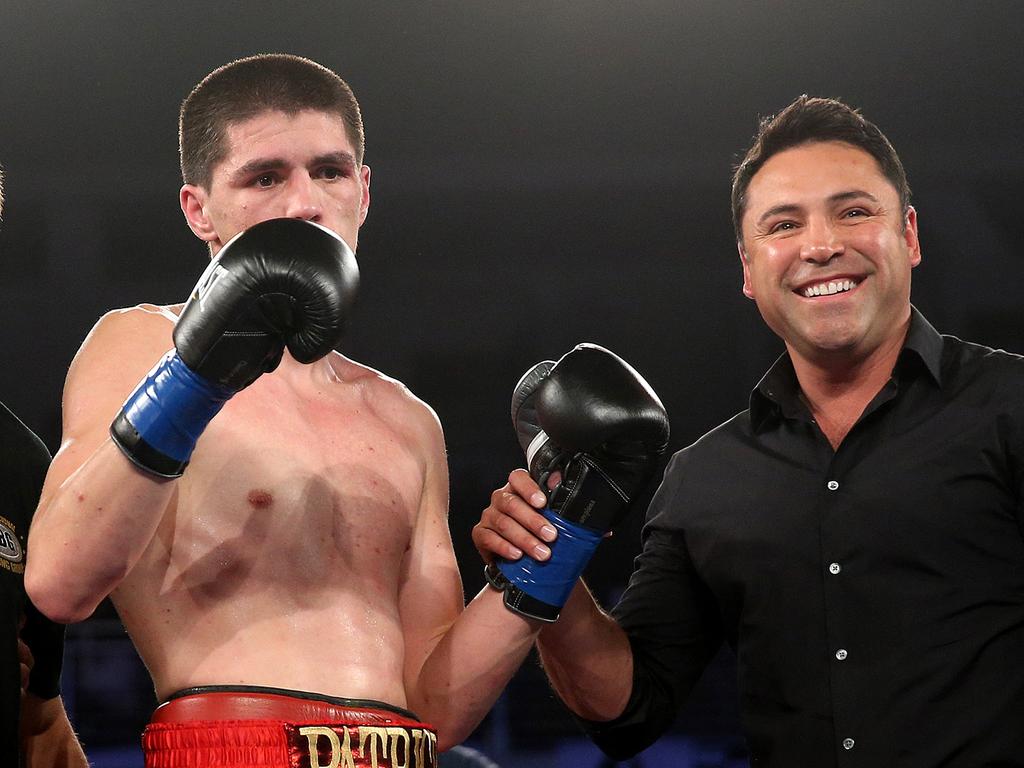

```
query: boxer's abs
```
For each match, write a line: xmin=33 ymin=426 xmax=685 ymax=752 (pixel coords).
xmin=121 ymin=581 xmax=410 ymax=704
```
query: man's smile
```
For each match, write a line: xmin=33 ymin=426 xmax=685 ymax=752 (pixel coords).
xmin=799 ymin=278 xmax=859 ymax=298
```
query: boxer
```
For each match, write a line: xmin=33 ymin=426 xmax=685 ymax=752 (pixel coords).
xmin=25 ymin=54 xmax=669 ymax=766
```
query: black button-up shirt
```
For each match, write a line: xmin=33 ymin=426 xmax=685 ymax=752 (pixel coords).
xmin=581 ymin=309 xmax=1024 ymax=766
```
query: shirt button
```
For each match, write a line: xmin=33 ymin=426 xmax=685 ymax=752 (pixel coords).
xmin=842 ymin=738 xmax=855 ymax=750
xmin=827 ymin=480 xmax=839 ymax=491
xmin=829 ymin=562 xmax=842 ymax=575
xmin=835 ymin=649 xmax=848 ymax=660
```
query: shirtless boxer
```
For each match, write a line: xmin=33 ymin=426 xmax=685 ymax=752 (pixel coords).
xmin=24 ymin=54 xmax=668 ymax=768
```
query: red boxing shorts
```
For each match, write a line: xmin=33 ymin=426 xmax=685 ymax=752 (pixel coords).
xmin=142 ymin=685 xmax=437 ymax=768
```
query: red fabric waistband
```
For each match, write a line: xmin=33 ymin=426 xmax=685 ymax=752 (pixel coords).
xmin=144 ymin=690 xmax=437 ymax=768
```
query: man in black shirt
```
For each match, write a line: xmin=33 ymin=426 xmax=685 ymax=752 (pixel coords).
xmin=1 ymin=171 xmax=88 ymax=765
xmin=472 ymin=96 xmax=1024 ymax=766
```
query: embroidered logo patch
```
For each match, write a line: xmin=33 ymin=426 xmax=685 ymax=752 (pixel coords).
xmin=0 ymin=516 xmax=25 ymax=573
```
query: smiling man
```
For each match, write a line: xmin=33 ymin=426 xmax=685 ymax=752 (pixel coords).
xmin=473 ymin=96 xmax=1024 ymax=766
xmin=737 ymin=136 xmax=922 ymax=449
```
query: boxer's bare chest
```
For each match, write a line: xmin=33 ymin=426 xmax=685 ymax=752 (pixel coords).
xmin=127 ymin=365 xmax=424 ymax=612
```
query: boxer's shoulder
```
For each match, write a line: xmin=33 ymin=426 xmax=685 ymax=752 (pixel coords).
xmin=65 ymin=304 xmax=180 ymax=398
xmin=322 ymin=354 xmax=445 ymax=473
xmin=328 ymin=355 xmax=440 ymax=431
xmin=87 ymin=303 xmax=180 ymax=348
xmin=103 ymin=301 xmax=183 ymax=320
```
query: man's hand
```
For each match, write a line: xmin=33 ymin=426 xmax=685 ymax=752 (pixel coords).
xmin=473 ymin=469 xmax=559 ymax=565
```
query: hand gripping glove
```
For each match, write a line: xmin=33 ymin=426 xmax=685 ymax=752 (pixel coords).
xmin=110 ymin=218 xmax=359 ymax=477
xmin=487 ymin=343 xmax=669 ymax=621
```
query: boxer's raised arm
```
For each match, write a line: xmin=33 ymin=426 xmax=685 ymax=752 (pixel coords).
xmin=27 ymin=219 xmax=358 ymax=623
xmin=26 ymin=307 xmax=182 ymax=623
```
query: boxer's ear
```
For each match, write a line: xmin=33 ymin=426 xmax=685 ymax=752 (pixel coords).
xmin=181 ymin=184 xmax=218 ymax=244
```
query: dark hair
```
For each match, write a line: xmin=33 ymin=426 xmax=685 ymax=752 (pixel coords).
xmin=179 ymin=53 xmax=364 ymax=188
xmin=731 ymin=95 xmax=910 ymax=242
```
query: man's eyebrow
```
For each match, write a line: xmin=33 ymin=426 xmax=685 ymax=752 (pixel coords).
xmin=230 ymin=157 xmax=287 ymax=183
xmin=828 ymin=189 xmax=879 ymax=205
xmin=756 ymin=204 xmax=801 ymax=226
xmin=311 ymin=151 xmax=358 ymax=167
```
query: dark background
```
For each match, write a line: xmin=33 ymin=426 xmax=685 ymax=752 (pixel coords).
xmin=2 ymin=2 xmax=1023 ymax=765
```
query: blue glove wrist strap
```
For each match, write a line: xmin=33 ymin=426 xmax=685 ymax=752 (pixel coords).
xmin=111 ymin=352 xmax=233 ymax=477
xmin=496 ymin=508 xmax=603 ymax=610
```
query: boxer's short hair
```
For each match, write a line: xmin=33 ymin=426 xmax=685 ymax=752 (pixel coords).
xmin=180 ymin=53 xmax=364 ymax=188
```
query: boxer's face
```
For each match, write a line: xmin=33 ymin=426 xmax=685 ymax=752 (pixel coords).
xmin=738 ymin=140 xmax=920 ymax=366
xmin=181 ymin=109 xmax=370 ymax=256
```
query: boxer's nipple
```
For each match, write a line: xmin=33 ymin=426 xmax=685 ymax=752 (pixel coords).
xmin=247 ymin=489 xmax=273 ymax=509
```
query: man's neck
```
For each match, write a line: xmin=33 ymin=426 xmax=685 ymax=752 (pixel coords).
xmin=269 ymin=349 xmax=344 ymax=387
xmin=788 ymin=323 xmax=909 ymax=450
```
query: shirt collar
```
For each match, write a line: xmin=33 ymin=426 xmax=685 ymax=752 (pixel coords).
xmin=899 ymin=305 xmax=943 ymax=385
xmin=748 ymin=306 xmax=943 ymax=430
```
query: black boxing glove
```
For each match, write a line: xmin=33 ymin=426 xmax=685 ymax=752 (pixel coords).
xmin=488 ymin=343 xmax=670 ymax=621
xmin=110 ymin=218 xmax=359 ymax=478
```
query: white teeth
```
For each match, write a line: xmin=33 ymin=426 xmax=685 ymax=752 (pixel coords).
xmin=803 ymin=279 xmax=856 ymax=298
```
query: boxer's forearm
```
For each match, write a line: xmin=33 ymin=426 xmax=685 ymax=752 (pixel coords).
xmin=409 ymin=586 xmax=541 ymax=751
xmin=536 ymin=581 xmax=634 ymax=722
xmin=20 ymin=695 xmax=90 ymax=768
xmin=26 ymin=438 xmax=175 ymax=624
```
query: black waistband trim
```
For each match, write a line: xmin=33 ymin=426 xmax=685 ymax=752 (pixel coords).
xmin=164 ymin=684 xmax=421 ymax=722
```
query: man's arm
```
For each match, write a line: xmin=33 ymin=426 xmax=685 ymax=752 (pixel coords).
xmin=398 ymin=405 xmax=542 ymax=751
xmin=26 ymin=308 xmax=179 ymax=623
xmin=473 ymin=469 xmax=635 ymax=722
xmin=474 ymin=463 xmax=724 ymax=760
xmin=20 ymin=695 xmax=89 ymax=768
